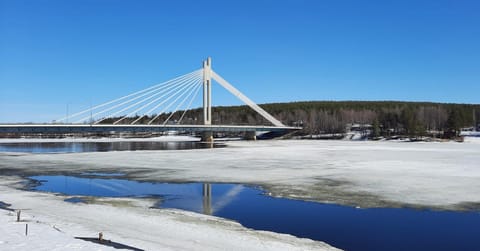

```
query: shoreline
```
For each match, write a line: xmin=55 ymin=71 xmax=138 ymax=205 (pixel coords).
xmin=0 ymin=175 xmax=339 ymax=251
xmin=0 ymin=134 xmax=478 ymax=143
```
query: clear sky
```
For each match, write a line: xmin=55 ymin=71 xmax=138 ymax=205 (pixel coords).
xmin=1 ymin=0 xmax=479 ymax=123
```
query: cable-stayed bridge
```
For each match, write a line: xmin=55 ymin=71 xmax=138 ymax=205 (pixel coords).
xmin=0 ymin=58 xmax=300 ymax=140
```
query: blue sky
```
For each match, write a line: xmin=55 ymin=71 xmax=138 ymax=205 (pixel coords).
xmin=1 ymin=0 xmax=479 ymax=122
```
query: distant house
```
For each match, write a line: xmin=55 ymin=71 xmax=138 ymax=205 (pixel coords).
xmin=460 ymin=125 xmax=480 ymax=137
xmin=346 ymin=123 xmax=373 ymax=133
xmin=344 ymin=123 xmax=373 ymax=140
xmin=462 ymin=125 xmax=480 ymax=132
xmin=461 ymin=127 xmax=475 ymax=132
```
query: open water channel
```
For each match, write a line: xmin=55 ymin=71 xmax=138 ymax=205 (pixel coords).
xmin=1 ymin=141 xmax=479 ymax=251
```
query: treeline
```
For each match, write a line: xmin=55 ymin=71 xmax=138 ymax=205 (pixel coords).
xmin=101 ymin=101 xmax=480 ymax=138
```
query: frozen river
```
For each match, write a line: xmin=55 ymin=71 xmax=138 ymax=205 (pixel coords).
xmin=1 ymin=137 xmax=479 ymax=250
xmin=28 ymin=174 xmax=480 ymax=251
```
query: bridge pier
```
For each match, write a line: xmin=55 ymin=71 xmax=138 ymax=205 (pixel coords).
xmin=201 ymin=131 xmax=214 ymax=142
xmin=244 ymin=131 xmax=257 ymax=141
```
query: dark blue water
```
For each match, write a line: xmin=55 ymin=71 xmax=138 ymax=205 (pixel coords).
xmin=0 ymin=141 xmax=223 ymax=153
xmin=30 ymin=175 xmax=480 ymax=251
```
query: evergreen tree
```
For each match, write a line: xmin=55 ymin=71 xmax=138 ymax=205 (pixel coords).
xmin=445 ymin=109 xmax=461 ymax=138
xmin=372 ymin=118 xmax=380 ymax=138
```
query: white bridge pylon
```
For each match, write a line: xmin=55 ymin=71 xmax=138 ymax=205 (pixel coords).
xmin=56 ymin=58 xmax=285 ymax=127
xmin=202 ymin=57 xmax=284 ymax=127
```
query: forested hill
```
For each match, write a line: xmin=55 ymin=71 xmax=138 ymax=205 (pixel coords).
xmin=102 ymin=101 xmax=480 ymax=137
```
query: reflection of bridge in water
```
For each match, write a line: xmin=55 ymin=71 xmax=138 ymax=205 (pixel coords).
xmin=35 ymin=175 xmax=232 ymax=216
xmin=1 ymin=58 xmax=300 ymax=140
xmin=203 ymin=183 xmax=212 ymax=215
xmin=202 ymin=183 xmax=244 ymax=215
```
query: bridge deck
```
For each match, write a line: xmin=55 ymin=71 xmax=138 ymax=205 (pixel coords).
xmin=0 ymin=124 xmax=301 ymax=134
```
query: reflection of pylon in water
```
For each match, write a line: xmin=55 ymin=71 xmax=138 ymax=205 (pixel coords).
xmin=202 ymin=183 xmax=212 ymax=215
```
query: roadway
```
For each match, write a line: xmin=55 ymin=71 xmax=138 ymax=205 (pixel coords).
xmin=0 ymin=124 xmax=301 ymax=134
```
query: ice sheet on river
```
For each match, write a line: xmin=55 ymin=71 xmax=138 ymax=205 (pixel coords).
xmin=1 ymin=139 xmax=479 ymax=210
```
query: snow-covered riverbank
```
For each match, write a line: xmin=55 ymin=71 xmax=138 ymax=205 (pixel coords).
xmin=0 ymin=176 xmax=337 ymax=250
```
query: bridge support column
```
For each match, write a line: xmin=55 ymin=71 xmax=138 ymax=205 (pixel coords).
xmin=203 ymin=57 xmax=212 ymax=125
xmin=244 ymin=131 xmax=257 ymax=141
xmin=201 ymin=131 xmax=214 ymax=142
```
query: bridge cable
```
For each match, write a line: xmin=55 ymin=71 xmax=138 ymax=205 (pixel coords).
xmin=115 ymin=73 xmax=202 ymax=124
xmin=57 ymin=69 xmax=201 ymax=123
xmin=155 ymin=79 xmax=203 ymax=125
xmin=129 ymin=76 xmax=201 ymax=125
xmin=83 ymin=70 xmax=201 ymax=124
xmin=144 ymin=78 xmax=200 ymax=125
xmin=162 ymin=80 xmax=203 ymax=125
xmin=177 ymin=83 xmax=202 ymax=124
xmin=144 ymin=76 xmax=202 ymax=124
xmin=109 ymin=72 xmax=201 ymax=124
xmin=113 ymin=73 xmax=201 ymax=124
